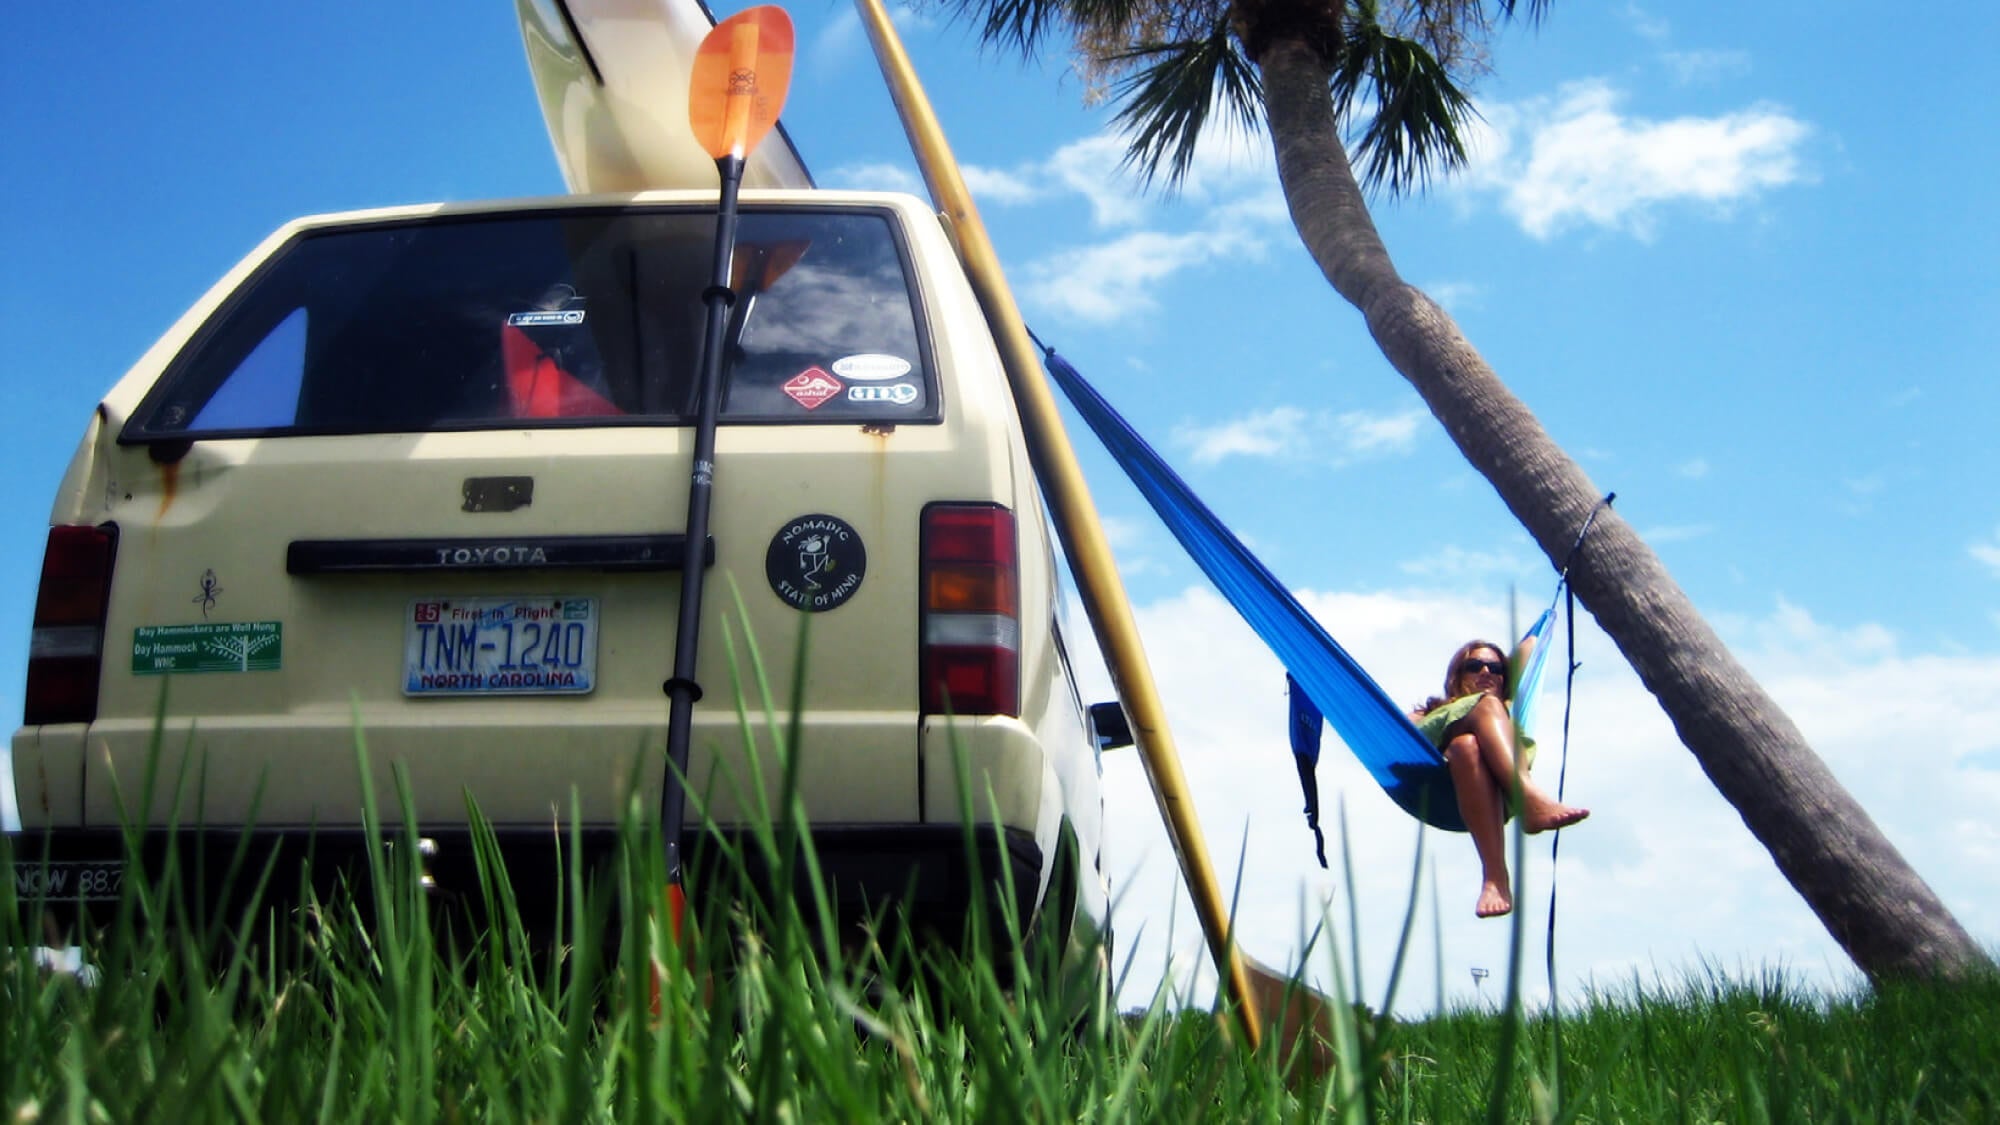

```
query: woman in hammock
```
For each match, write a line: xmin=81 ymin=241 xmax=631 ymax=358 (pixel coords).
xmin=1411 ymin=639 xmax=1590 ymax=918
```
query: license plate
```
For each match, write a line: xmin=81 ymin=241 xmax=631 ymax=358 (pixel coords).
xmin=404 ymin=596 xmax=598 ymax=696
xmin=14 ymin=860 xmax=126 ymax=902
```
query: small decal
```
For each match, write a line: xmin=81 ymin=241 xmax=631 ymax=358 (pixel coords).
xmin=831 ymin=354 xmax=913 ymax=381
xmin=782 ymin=367 xmax=844 ymax=410
xmin=191 ymin=569 xmax=223 ymax=618
xmin=766 ymin=514 xmax=867 ymax=613
xmin=507 ymin=309 xmax=586 ymax=327
xmin=132 ymin=622 xmax=283 ymax=675
xmin=848 ymin=383 xmax=919 ymax=406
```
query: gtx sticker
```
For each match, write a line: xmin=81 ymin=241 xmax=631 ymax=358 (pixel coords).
xmin=766 ymin=514 xmax=866 ymax=613
xmin=831 ymin=353 xmax=912 ymax=381
xmin=506 ymin=309 xmax=586 ymax=327
xmin=847 ymin=383 xmax=918 ymax=406
xmin=782 ymin=367 xmax=844 ymax=410
xmin=191 ymin=569 xmax=223 ymax=618
xmin=132 ymin=622 xmax=283 ymax=675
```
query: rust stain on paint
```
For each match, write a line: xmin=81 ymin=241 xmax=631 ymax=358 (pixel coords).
xmin=156 ymin=461 xmax=180 ymax=520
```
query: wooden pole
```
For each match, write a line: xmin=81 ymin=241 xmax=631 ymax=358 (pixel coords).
xmin=851 ymin=0 xmax=1262 ymax=1047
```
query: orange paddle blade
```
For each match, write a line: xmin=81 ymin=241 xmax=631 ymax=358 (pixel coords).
xmin=688 ymin=6 xmax=795 ymax=161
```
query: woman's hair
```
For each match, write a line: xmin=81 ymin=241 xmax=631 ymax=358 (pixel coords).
xmin=1416 ymin=639 xmax=1509 ymax=715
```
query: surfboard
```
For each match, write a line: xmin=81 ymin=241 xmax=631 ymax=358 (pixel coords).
xmin=516 ymin=0 xmax=815 ymax=192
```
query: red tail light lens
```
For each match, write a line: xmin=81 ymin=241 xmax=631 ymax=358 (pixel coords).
xmin=24 ymin=524 xmax=118 ymax=726
xmin=920 ymin=504 xmax=1019 ymax=716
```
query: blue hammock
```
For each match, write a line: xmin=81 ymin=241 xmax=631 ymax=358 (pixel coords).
xmin=1038 ymin=340 xmax=1561 ymax=841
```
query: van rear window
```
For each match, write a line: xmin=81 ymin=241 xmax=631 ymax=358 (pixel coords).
xmin=124 ymin=207 xmax=938 ymax=440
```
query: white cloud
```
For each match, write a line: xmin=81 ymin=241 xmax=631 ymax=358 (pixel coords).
xmin=1623 ymin=3 xmax=1672 ymax=42
xmin=1069 ymin=586 xmax=2000 ymax=1015
xmin=1041 ymin=134 xmax=1152 ymax=227
xmin=936 ymin=120 xmax=1280 ymax=234
xmin=1175 ymin=406 xmax=1308 ymax=464
xmin=1458 ymin=80 xmax=1812 ymax=240
xmin=1661 ymin=48 xmax=1752 ymax=85
xmin=1019 ymin=228 xmax=1253 ymax=322
xmin=1972 ymin=528 xmax=2000 ymax=576
xmin=1173 ymin=406 xmax=1425 ymax=467
xmin=1675 ymin=457 xmax=1710 ymax=479
xmin=1020 ymin=126 xmax=1275 ymax=228
xmin=1336 ymin=407 xmax=1424 ymax=458
xmin=888 ymin=2 xmax=938 ymax=32
xmin=961 ymin=163 xmax=1044 ymax=206
xmin=1163 ymin=124 xmax=1276 ymax=201
xmin=1093 ymin=514 xmax=1171 ymax=577
xmin=802 ymin=7 xmax=864 ymax=73
xmin=821 ymin=160 xmax=925 ymax=195
xmin=1098 ymin=514 xmax=1150 ymax=553
xmin=801 ymin=5 xmax=941 ymax=77
xmin=1422 ymin=280 xmax=1485 ymax=313
xmin=939 ymin=124 xmax=1288 ymax=323
xmin=1399 ymin=544 xmax=1527 ymax=579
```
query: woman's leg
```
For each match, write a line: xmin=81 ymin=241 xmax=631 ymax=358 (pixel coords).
xmin=1455 ymin=694 xmax=1589 ymax=833
xmin=1444 ymin=731 xmax=1512 ymax=917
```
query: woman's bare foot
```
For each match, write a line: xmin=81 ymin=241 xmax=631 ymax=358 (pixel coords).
xmin=1523 ymin=803 xmax=1590 ymax=834
xmin=1476 ymin=880 xmax=1512 ymax=918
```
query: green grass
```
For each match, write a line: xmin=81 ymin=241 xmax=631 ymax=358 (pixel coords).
xmin=7 ymin=786 xmax=1998 ymax=1123
xmin=6 ymin=616 xmax=1997 ymax=1122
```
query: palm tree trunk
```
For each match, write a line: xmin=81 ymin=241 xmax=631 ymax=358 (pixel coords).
xmin=1254 ymin=34 xmax=1987 ymax=981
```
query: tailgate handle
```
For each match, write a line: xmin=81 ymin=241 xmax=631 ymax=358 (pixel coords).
xmin=286 ymin=535 xmax=712 ymax=574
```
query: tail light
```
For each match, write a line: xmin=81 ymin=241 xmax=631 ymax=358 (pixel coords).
xmin=24 ymin=524 xmax=118 ymax=726
xmin=920 ymin=503 xmax=1019 ymax=717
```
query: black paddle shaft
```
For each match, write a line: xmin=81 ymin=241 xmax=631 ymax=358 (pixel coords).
xmin=663 ymin=153 xmax=748 ymax=885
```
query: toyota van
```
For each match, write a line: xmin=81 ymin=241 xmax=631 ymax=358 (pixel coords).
xmin=10 ymin=190 xmax=1112 ymax=963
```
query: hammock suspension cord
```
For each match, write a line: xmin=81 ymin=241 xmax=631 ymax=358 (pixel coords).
xmin=1544 ymin=493 xmax=1612 ymax=1003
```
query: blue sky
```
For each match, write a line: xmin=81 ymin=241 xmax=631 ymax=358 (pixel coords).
xmin=5 ymin=1 xmax=1996 ymax=1011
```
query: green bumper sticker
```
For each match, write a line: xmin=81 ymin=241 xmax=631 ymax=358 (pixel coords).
xmin=132 ymin=622 xmax=282 ymax=675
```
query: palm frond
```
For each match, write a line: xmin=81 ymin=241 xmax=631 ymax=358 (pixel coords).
xmin=938 ymin=0 xmax=1148 ymax=59
xmin=1106 ymin=21 xmax=1261 ymax=191
xmin=1490 ymin=0 xmax=1551 ymax=25
xmin=1328 ymin=6 xmax=1474 ymax=195
xmin=941 ymin=0 xmax=1063 ymax=56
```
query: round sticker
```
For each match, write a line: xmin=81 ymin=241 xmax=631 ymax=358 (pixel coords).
xmin=766 ymin=514 xmax=867 ymax=612
xmin=830 ymin=353 xmax=912 ymax=381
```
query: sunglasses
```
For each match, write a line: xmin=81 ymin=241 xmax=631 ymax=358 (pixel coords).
xmin=1458 ymin=658 xmax=1507 ymax=677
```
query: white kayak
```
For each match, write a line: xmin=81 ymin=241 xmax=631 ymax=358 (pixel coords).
xmin=516 ymin=0 xmax=814 ymax=192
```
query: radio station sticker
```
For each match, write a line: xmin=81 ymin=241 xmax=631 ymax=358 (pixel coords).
xmin=766 ymin=514 xmax=867 ymax=612
xmin=848 ymin=383 xmax=919 ymax=406
xmin=782 ymin=367 xmax=844 ymax=410
xmin=831 ymin=353 xmax=912 ymax=381
xmin=507 ymin=309 xmax=586 ymax=327
xmin=132 ymin=621 xmax=282 ymax=675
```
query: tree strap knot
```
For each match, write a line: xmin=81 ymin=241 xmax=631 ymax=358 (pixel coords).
xmin=1557 ymin=493 xmax=1615 ymax=583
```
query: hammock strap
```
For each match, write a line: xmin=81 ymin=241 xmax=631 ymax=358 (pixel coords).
xmin=1545 ymin=493 xmax=1610 ymax=1003
xmin=1558 ymin=493 xmax=1615 ymax=584
xmin=1294 ymin=754 xmax=1329 ymax=870
xmin=1288 ymin=674 xmax=1330 ymax=869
